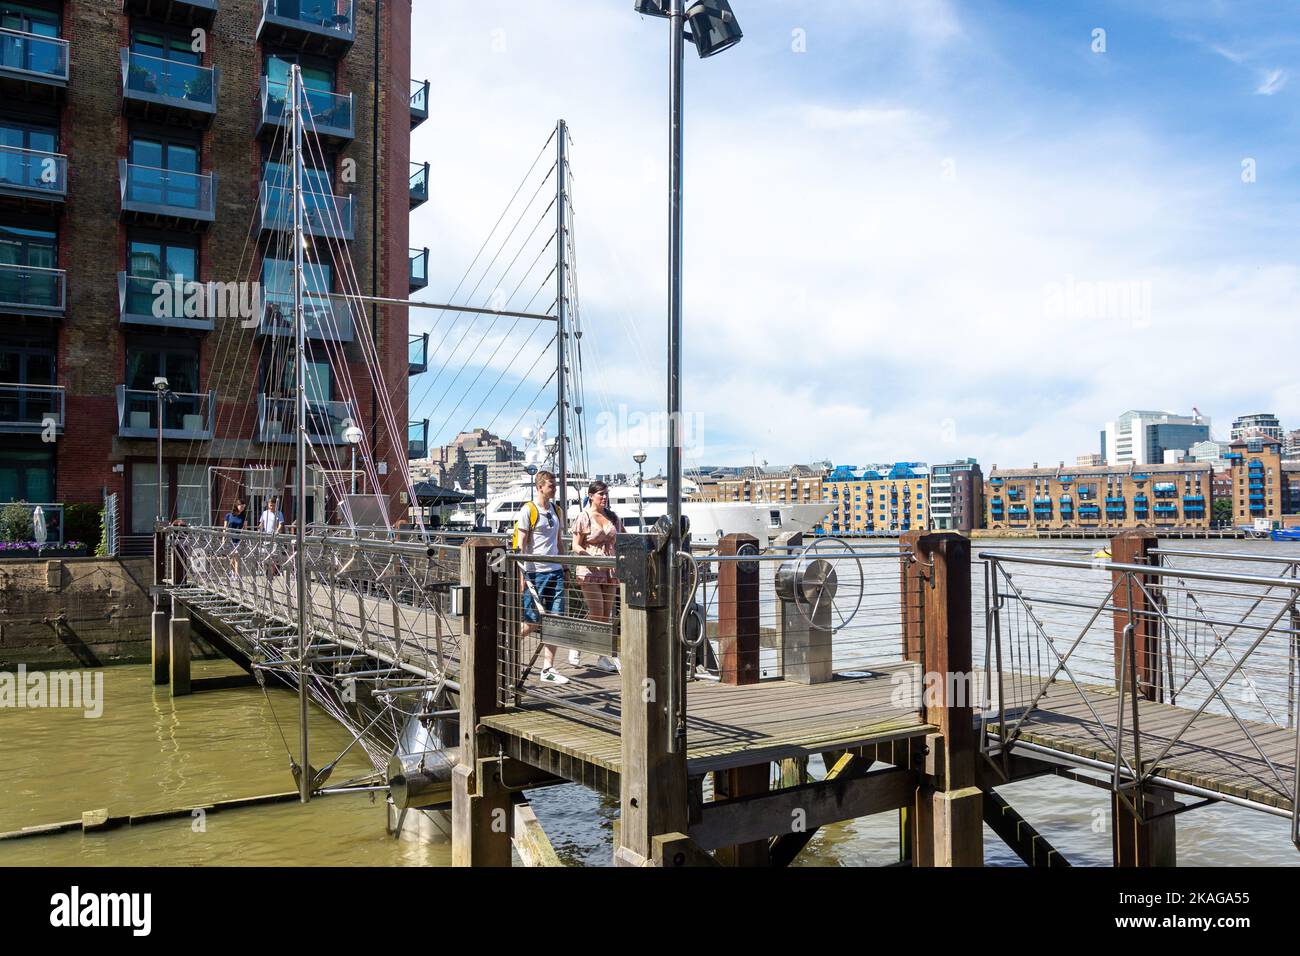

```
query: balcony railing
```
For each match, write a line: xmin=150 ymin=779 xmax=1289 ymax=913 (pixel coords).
xmin=259 ymin=289 xmax=355 ymax=342
xmin=0 ymin=143 xmax=66 ymax=201
xmin=409 ymin=161 xmax=429 ymax=208
xmin=408 ymin=419 xmax=429 ymax=460
xmin=0 ymin=382 xmax=63 ymax=433
xmin=258 ymin=181 xmax=354 ymax=239
xmin=409 ymin=246 xmax=429 ymax=292
xmin=116 ymin=386 xmax=215 ymax=439
xmin=258 ymin=0 xmax=355 ymax=54
xmin=259 ymin=77 xmax=354 ymax=142
xmin=408 ymin=331 xmax=428 ymax=375
xmin=119 ymin=160 xmax=216 ymax=224
xmin=120 ymin=50 xmax=219 ymax=121
xmin=0 ymin=263 xmax=65 ymax=315
xmin=258 ymin=395 xmax=356 ymax=445
xmin=0 ymin=27 xmax=69 ymax=88
xmin=117 ymin=273 xmax=217 ymax=331
xmin=410 ymin=78 xmax=429 ymax=128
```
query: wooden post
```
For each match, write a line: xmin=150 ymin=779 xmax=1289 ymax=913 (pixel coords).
xmin=903 ymin=532 xmax=982 ymax=866
xmin=711 ymin=534 xmax=769 ymax=864
xmin=1112 ymin=785 xmax=1177 ymax=867
xmin=168 ymin=610 xmax=191 ymax=697
xmin=1111 ymin=531 xmax=1161 ymax=701
xmin=451 ymin=538 xmax=512 ymax=867
xmin=152 ymin=596 xmax=170 ymax=686
xmin=717 ymin=532 xmax=759 ymax=685
xmin=615 ymin=534 xmax=694 ymax=866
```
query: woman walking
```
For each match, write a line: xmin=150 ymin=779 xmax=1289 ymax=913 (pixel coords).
xmin=571 ymin=480 xmax=623 ymax=674
xmin=223 ymin=499 xmax=247 ymax=574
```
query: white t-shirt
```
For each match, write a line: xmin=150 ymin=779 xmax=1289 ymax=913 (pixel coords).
xmin=260 ymin=509 xmax=282 ymax=533
xmin=516 ymin=500 xmax=561 ymax=573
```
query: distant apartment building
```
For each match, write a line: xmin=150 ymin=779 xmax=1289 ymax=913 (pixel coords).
xmin=1076 ymin=453 xmax=1103 ymax=467
xmin=432 ymin=428 xmax=523 ymax=492
xmin=1230 ymin=413 xmax=1283 ymax=443
xmin=712 ymin=464 xmax=826 ymax=507
xmin=984 ymin=462 xmax=1212 ymax=531
xmin=1228 ymin=436 xmax=1283 ymax=525
xmin=1187 ymin=439 xmax=1231 ymax=463
xmin=1103 ymin=410 xmax=1211 ymax=466
xmin=929 ymin=459 xmax=983 ymax=531
xmin=1285 ymin=429 xmax=1300 ymax=461
xmin=820 ymin=463 xmax=929 ymax=535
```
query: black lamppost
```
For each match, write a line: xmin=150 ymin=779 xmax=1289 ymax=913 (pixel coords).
xmin=153 ymin=376 xmax=174 ymax=523
xmin=633 ymin=449 xmax=647 ymax=530
xmin=635 ymin=0 xmax=743 ymax=753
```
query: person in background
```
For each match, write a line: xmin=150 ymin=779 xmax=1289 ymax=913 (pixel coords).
xmin=260 ymin=497 xmax=284 ymax=534
xmin=515 ymin=470 xmax=569 ymax=684
xmin=223 ymin=499 xmax=247 ymax=573
xmin=571 ymin=480 xmax=622 ymax=674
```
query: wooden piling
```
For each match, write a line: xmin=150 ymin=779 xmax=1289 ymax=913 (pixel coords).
xmin=899 ymin=532 xmax=982 ymax=866
xmin=614 ymin=534 xmax=695 ymax=866
xmin=1110 ymin=531 xmax=1162 ymax=701
xmin=152 ymin=597 xmax=170 ymax=686
xmin=717 ymin=532 xmax=759 ymax=685
xmin=1112 ymin=786 xmax=1177 ymax=867
xmin=168 ymin=611 xmax=191 ymax=697
xmin=451 ymin=538 xmax=513 ymax=867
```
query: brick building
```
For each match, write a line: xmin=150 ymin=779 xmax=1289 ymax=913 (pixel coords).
xmin=984 ymin=462 xmax=1212 ymax=532
xmin=929 ymin=458 xmax=983 ymax=531
xmin=819 ymin=463 xmax=929 ymax=535
xmin=1227 ymin=436 xmax=1283 ymax=526
xmin=0 ymin=0 xmax=424 ymax=543
xmin=711 ymin=464 xmax=827 ymax=508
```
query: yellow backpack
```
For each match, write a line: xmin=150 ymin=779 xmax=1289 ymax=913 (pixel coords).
xmin=512 ymin=502 xmax=541 ymax=551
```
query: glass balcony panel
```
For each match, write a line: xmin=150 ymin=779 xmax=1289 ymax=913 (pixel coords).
xmin=121 ymin=50 xmax=217 ymax=111
xmin=0 ymin=144 xmax=66 ymax=198
xmin=120 ymin=162 xmax=216 ymax=220
xmin=258 ymin=395 xmax=354 ymax=444
xmin=0 ymin=27 xmax=69 ymax=83
xmin=117 ymin=386 xmax=213 ymax=438
xmin=0 ymin=382 xmax=64 ymax=431
xmin=0 ymin=263 xmax=65 ymax=313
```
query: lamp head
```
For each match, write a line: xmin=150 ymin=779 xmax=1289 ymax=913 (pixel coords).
xmin=685 ymin=0 xmax=743 ymax=57
xmin=153 ymin=376 xmax=169 ymax=391
xmin=633 ymin=450 xmax=647 ymax=465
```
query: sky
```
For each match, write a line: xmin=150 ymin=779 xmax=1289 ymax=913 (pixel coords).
xmin=407 ymin=0 xmax=1300 ymax=477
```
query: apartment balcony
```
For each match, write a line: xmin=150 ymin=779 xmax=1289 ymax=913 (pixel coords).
xmin=117 ymin=273 xmax=216 ymax=332
xmin=409 ymin=161 xmax=429 ymax=208
xmin=258 ymin=77 xmax=354 ymax=144
xmin=408 ymin=332 xmax=428 ymax=375
xmin=410 ymin=78 xmax=429 ymax=128
xmin=257 ymin=395 xmax=356 ymax=445
xmin=0 ymin=383 xmax=63 ymax=434
xmin=116 ymin=386 xmax=215 ymax=440
xmin=0 ymin=144 xmax=66 ymax=209
xmin=123 ymin=0 xmax=217 ymax=26
xmin=120 ymin=50 xmax=219 ymax=127
xmin=409 ymin=247 xmax=429 ymax=292
xmin=257 ymin=0 xmax=355 ymax=56
xmin=258 ymin=181 xmax=354 ymax=239
xmin=0 ymin=263 xmax=65 ymax=317
xmin=119 ymin=161 xmax=216 ymax=227
xmin=0 ymin=27 xmax=68 ymax=101
xmin=258 ymin=289 xmax=355 ymax=342
xmin=408 ymin=419 xmax=428 ymax=460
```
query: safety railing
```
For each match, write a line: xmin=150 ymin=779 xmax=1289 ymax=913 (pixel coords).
xmin=0 ymin=143 xmax=66 ymax=199
xmin=980 ymin=545 xmax=1300 ymax=846
xmin=163 ymin=524 xmax=463 ymax=770
xmin=495 ymin=550 xmax=622 ymax=722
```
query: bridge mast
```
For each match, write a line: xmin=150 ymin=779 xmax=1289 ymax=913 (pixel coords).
xmin=555 ymin=119 xmax=568 ymax=519
xmin=290 ymin=63 xmax=311 ymax=804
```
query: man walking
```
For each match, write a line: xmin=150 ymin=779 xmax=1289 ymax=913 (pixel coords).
xmin=515 ymin=471 xmax=569 ymax=684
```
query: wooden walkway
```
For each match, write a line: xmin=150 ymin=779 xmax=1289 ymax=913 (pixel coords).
xmin=482 ymin=660 xmax=933 ymax=796
xmin=990 ymin=680 xmax=1298 ymax=811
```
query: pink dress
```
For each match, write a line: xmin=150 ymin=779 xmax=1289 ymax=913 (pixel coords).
xmin=572 ymin=510 xmax=622 ymax=581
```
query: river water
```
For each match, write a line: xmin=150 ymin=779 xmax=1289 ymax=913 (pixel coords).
xmin=1 ymin=538 xmax=1297 ymax=866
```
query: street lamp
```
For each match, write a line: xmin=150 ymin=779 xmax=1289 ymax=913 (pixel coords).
xmin=633 ymin=449 xmax=647 ymax=530
xmin=636 ymin=0 xmax=742 ymax=753
xmin=153 ymin=376 xmax=173 ymax=524
xmin=342 ymin=419 xmax=364 ymax=496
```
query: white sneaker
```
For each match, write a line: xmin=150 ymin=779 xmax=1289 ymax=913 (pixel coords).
xmin=567 ymin=648 xmax=582 ymax=667
xmin=595 ymin=655 xmax=621 ymax=674
xmin=540 ymin=667 xmax=570 ymax=685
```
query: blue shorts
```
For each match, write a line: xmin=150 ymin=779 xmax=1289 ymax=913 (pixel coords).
xmin=522 ymin=569 xmax=565 ymax=623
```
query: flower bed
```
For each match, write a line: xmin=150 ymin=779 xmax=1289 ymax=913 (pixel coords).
xmin=0 ymin=541 xmax=89 ymax=558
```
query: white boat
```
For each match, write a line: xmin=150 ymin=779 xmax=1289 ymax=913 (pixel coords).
xmin=467 ymin=476 xmax=831 ymax=547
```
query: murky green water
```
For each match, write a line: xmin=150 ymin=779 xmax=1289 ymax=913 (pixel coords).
xmin=2 ymin=537 xmax=1298 ymax=866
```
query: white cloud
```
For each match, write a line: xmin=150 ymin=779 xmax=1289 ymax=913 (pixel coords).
xmin=1256 ymin=68 xmax=1288 ymax=95
xmin=409 ymin=2 xmax=1300 ymax=474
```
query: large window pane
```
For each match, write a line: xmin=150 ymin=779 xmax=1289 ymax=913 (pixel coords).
xmin=131 ymin=462 xmax=168 ymax=533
